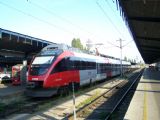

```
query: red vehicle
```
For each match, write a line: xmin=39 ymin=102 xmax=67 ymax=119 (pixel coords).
xmin=26 ymin=44 xmax=131 ymax=97
xmin=12 ymin=64 xmax=23 ymax=85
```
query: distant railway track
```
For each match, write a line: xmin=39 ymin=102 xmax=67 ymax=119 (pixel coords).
xmin=66 ymin=69 xmax=144 ymax=120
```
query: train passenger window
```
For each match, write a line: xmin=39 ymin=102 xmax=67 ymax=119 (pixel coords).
xmin=93 ymin=62 xmax=96 ymax=69
xmin=74 ymin=60 xmax=81 ymax=70
xmin=81 ymin=61 xmax=85 ymax=70
xmin=90 ymin=62 xmax=95 ymax=69
xmin=89 ymin=62 xmax=92 ymax=69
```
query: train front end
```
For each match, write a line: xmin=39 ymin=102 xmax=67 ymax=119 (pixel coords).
xmin=26 ymin=46 xmax=63 ymax=97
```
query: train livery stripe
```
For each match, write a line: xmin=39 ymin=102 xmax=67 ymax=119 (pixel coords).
xmin=44 ymin=70 xmax=80 ymax=87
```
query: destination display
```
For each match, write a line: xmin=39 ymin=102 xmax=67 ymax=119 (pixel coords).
xmin=40 ymin=49 xmax=63 ymax=57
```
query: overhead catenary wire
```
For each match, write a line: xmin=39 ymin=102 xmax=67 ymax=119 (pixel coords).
xmin=105 ymin=0 xmax=134 ymax=41
xmin=28 ymin=0 xmax=126 ymax=48
xmin=105 ymin=0 xmax=125 ymax=22
xmin=96 ymin=1 xmax=125 ymax=40
xmin=105 ymin=41 xmax=119 ymax=48
xmin=0 ymin=0 xmax=133 ymax=56
xmin=122 ymin=40 xmax=133 ymax=48
xmin=0 ymin=1 xmax=77 ymax=36
xmin=1 ymin=0 xmax=112 ymax=45
xmin=96 ymin=1 xmax=135 ymax=51
xmin=29 ymin=0 xmax=129 ymax=47
xmin=0 ymin=1 xmax=101 ymax=47
xmin=28 ymin=1 xmax=94 ymax=37
xmin=105 ymin=0 xmax=119 ymax=16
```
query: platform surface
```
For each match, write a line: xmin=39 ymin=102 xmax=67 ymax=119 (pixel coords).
xmin=124 ymin=68 xmax=160 ymax=120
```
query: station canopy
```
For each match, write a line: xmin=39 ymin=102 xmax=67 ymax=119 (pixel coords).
xmin=118 ymin=0 xmax=160 ymax=64
xmin=0 ymin=28 xmax=53 ymax=63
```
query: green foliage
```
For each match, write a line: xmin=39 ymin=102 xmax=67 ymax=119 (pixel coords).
xmin=76 ymin=90 xmax=100 ymax=109
xmin=71 ymin=38 xmax=84 ymax=50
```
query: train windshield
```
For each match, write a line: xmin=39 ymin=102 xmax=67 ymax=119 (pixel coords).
xmin=32 ymin=56 xmax=54 ymax=65
xmin=30 ymin=56 xmax=55 ymax=75
xmin=29 ymin=49 xmax=63 ymax=76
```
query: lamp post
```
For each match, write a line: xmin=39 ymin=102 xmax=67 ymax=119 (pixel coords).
xmin=117 ymin=39 xmax=125 ymax=78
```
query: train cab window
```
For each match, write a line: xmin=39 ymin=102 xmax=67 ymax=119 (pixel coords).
xmin=52 ymin=58 xmax=67 ymax=73
xmin=65 ymin=57 xmax=73 ymax=70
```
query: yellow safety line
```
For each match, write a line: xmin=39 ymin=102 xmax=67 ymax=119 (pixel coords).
xmin=143 ymin=84 xmax=147 ymax=120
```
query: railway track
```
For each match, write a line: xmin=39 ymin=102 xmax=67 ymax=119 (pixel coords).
xmin=4 ymin=79 xmax=124 ymax=119
xmin=66 ymin=69 xmax=144 ymax=120
xmin=104 ymin=69 xmax=144 ymax=120
xmin=67 ymin=80 xmax=127 ymax=120
xmin=3 ymin=70 xmax=142 ymax=120
xmin=0 ymin=96 xmax=53 ymax=118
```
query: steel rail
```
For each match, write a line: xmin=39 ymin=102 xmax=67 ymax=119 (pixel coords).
xmin=66 ymin=80 xmax=126 ymax=120
xmin=104 ymin=69 xmax=144 ymax=120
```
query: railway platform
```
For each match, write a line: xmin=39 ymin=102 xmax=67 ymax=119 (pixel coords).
xmin=124 ymin=67 xmax=160 ymax=120
xmin=0 ymin=83 xmax=25 ymax=104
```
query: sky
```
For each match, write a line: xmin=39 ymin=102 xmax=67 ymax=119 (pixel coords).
xmin=0 ymin=0 xmax=144 ymax=62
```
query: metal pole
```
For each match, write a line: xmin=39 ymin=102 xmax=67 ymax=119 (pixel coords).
xmin=72 ymin=82 xmax=77 ymax=120
xmin=117 ymin=39 xmax=124 ymax=78
xmin=120 ymin=39 xmax=123 ymax=77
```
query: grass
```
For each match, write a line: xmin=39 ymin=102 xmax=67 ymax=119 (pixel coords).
xmin=76 ymin=90 xmax=100 ymax=109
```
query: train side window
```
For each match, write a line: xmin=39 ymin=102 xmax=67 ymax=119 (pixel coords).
xmin=69 ymin=57 xmax=81 ymax=70
xmin=81 ymin=61 xmax=85 ymax=70
xmin=97 ymin=63 xmax=101 ymax=74
xmin=74 ymin=60 xmax=80 ymax=70
xmin=92 ymin=62 xmax=96 ymax=69
xmin=90 ymin=62 xmax=95 ymax=69
xmin=86 ymin=62 xmax=89 ymax=69
xmin=89 ymin=62 xmax=92 ymax=69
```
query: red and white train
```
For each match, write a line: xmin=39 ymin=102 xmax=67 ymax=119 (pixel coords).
xmin=26 ymin=44 xmax=131 ymax=97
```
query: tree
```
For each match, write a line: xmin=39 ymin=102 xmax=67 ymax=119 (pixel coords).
xmin=71 ymin=38 xmax=84 ymax=50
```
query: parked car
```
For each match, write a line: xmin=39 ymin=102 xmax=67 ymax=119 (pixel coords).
xmin=0 ymin=73 xmax=11 ymax=83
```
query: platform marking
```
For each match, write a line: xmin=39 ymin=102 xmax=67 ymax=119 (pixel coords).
xmin=143 ymin=83 xmax=147 ymax=120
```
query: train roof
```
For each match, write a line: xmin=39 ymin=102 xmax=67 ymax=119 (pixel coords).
xmin=42 ymin=43 xmax=131 ymax=65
